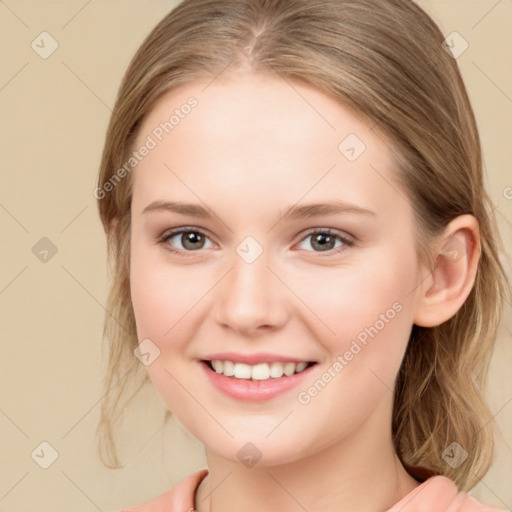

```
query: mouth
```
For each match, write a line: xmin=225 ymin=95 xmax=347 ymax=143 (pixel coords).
xmin=199 ymin=357 xmax=318 ymax=402
xmin=201 ymin=359 xmax=317 ymax=381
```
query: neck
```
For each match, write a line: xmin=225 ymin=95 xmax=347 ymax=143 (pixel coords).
xmin=195 ymin=398 xmax=420 ymax=512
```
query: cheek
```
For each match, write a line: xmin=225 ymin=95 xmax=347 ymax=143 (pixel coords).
xmin=289 ymin=247 xmax=418 ymax=409
xmin=129 ymin=253 xmax=207 ymax=415
xmin=129 ymin=240 xmax=203 ymax=340
xmin=130 ymin=264 xmax=167 ymax=340
xmin=126 ymin=230 xmax=420 ymax=459
xmin=340 ymin=261 xmax=417 ymax=389
xmin=287 ymin=246 xmax=417 ymax=343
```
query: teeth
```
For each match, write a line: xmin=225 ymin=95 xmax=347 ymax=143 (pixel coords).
xmin=296 ymin=362 xmax=307 ymax=372
xmin=283 ymin=362 xmax=295 ymax=376
xmin=209 ymin=360 xmax=310 ymax=380
xmin=269 ymin=361 xmax=284 ymax=378
xmin=223 ymin=360 xmax=235 ymax=376
xmin=233 ymin=363 xmax=252 ymax=379
xmin=212 ymin=360 xmax=223 ymax=373
xmin=251 ymin=363 xmax=270 ymax=380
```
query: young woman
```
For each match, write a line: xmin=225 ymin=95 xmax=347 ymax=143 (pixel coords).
xmin=94 ymin=1 xmax=510 ymax=510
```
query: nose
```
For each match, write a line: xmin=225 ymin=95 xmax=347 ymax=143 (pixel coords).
xmin=214 ymin=247 xmax=288 ymax=335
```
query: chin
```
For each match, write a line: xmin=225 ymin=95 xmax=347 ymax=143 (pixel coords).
xmin=201 ymin=432 xmax=314 ymax=468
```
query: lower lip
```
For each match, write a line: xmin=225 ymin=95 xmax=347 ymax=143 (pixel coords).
xmin=200 ymin=361 xmax=316 ymax=402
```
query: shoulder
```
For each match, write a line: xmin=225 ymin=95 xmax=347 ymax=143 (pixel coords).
xmin=112 ymin=469 xmax=209 ymax=512
xmin=429 ymin=476 xmax=508 ymax=512
xmin=389 ymin=475 xmax=507 ymax=512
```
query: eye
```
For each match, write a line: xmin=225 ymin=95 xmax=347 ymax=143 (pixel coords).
xmin=158 ymin=227 xmax=215 ymax=255
xmin=157 ymin=227 xmax=354 ymax=257
xmin=296 ymin=229 xmax=354 ymax=255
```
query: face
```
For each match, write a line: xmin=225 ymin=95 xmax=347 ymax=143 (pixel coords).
xmin=129 ymin=72 xmax=424 ymax=466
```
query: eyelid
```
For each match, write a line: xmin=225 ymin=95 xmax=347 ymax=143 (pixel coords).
xmin=293 ymin=228 xmax=355 ymax=255
xmin=297 ymin=227 xmax=354 ymax=244
xmin=157 ymin=226 xmax=217 ymax=254
xmin=157 ymin=226 xmax=355 ymax=256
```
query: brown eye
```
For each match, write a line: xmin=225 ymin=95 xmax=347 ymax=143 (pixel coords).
xmin=180 ymin=231 xmax=206 ymax=250
xmin=310 ymin=232 xmax=337 ymax=252
xmin=159 ymin=228 xmax=215 ymax=254
xmin=297 ymin=229 xmax=354 ymax=255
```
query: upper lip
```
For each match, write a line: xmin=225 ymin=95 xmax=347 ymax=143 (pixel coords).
xmin=201 ymin=352 xmax=315 ymax=365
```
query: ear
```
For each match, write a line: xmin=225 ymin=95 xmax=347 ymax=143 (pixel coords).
xmin=413 ymin=214 xmax=481 ymax=327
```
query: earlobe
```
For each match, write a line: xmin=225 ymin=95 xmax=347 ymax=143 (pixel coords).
xmin=413 ymin=215 xmax=481 ymax=328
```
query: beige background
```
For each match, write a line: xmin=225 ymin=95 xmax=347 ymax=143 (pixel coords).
xmin=1 ymin=1 xmax=511 ymax=510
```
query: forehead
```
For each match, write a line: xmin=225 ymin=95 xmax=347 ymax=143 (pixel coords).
xmin=131 ymin=72 xmax=404 ymax=220
xmin=136 ymin=71 xmax=381 ymax=153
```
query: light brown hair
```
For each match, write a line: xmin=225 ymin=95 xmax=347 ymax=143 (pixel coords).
xmin=95 ymin=0 xmax=509 ymax=490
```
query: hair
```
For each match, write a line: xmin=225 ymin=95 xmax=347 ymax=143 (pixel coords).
xmin=95 ymin=0 xmax=509 ymax=490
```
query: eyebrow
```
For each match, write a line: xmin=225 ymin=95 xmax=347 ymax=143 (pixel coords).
xmin=142 ymin=200 xmax=376 ymax=220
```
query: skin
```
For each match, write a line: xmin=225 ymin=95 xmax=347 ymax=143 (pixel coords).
xmin=128 ymin=71 xmax=480 ymax=512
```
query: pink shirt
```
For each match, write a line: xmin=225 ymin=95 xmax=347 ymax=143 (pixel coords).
xmin=118 ymin=469 xmax=506 ymax=511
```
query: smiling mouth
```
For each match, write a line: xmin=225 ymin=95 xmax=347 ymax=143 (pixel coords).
xmin=202 ymin=360 xmax=317 ymax=381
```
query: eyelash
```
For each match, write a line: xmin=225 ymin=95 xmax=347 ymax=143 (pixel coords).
xmin=156 ymin=227 xmax=355 ymax=258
